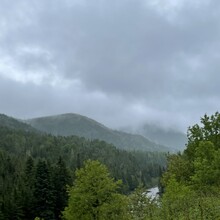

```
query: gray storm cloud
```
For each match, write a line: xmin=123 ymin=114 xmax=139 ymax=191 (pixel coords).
xmin=0 ymin=0 xmax=220 ymax=132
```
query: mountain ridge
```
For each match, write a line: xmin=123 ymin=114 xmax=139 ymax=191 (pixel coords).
xmin=0 ymin=113 xmax=37 ymax=132
xmin=26 ymin=113 xmax=172 ymax=152
xmin=120 ymin=122 xmax=187 ymax=151
xmin=137 ymin=124 xmax=187 ymax=151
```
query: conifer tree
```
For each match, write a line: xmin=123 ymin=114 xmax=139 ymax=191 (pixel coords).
xmin=34 ymin=160 xmax=55 ymax=220
xmin=53 ymin=157 xmax=71 ymax=220
xmin=22 ymin=157 xmax=35 ymax=219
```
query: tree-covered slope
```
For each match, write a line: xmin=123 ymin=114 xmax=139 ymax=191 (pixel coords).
xmin=0 ymin=113 xmax=36 ymax=132
xmin=26 ymin=113 xmax=170 ymax=152
xmin=0 ymin=123 xmax=167 ymax=219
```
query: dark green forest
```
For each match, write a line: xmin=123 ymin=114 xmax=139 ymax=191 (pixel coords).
xmin=1 ymin=112 xmax=220 ymax=220
xmin=26 ymin=113 xmax=171 ymax=152
xmin=127 ymin=112 xmax=220 ymax=220
xmin=0 ymin=116 xmax=166 ymax=220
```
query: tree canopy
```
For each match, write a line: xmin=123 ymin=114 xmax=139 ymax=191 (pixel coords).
xmin=161 ymin=112 xmax=220 ymax=219
xmin=63 ymin=160 xmax=129 ymax=220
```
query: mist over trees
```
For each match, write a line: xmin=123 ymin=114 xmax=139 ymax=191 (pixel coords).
xmin=0 ymin=116 xmax=166 ymax=219
xmin=1 ymin=112 xmax=220 ymax=219
xmin=160 ymin=112 xmax=220 ymax=219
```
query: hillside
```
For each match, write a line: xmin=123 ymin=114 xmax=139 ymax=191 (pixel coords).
xmin=138 ymin=124 xmax=187 ymax=151
xmin=26 ymin=113 xmax=171 ymax=152
xmin=0 ymin=114 xmax=37 ymax=132
xmin=122 ymin=123 xmax=187 ymax=151
xmin=0 ymin=119 xmax=167 ymax=219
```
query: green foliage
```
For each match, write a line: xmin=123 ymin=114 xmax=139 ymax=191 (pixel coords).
xmin=185 ymin=112 xmax=220 ymax=160
xmin=34 ymin=160 xmax=55 ymax=220
xmin=191 ymin=141 xmax=220 ymax=189
xmin=21 ymin=157 xmax=36 ymax=219
xmin=0 ymin=114 xmax=166 ymax=219
xmin=0 ymin=124 xmax=166 ymax=191
xmin=162 ymin=154 xmax=192 ymax=186
xmin=161 ymin=176 xmax=196 ymax=220
xmin=0 ymin=150 xmax=24 ymax=220
xmin=27 ymin=113 xmax=170 ymax=152
xmin=161 ymin=112 xmax=220 ymax=219
xmin=0 ymin=114 xmax=36 ymax=132
xmin=128 ymin=186 xmax=159 ymax=220
xmin=63 ymin=160 xmax=129 ymax=220
xmin=161 ymin=184 xmax=220 ymax=219
xmin=53 ymin=157 xmax=72 ymax=220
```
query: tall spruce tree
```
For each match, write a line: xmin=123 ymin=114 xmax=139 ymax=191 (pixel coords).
xmin=53 ymin=157 xmax=71 ymax=220
xmin=21 ymin=157 xmax=35 ymax=219
xmin=34 ymin=160 xmax=55 ymax=220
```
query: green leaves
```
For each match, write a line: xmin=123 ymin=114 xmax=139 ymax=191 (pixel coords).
xmin=186 ymin=112 xmax=220 ymax=160
xmin=161 ymin=176 xmax=195 ymax=219
xmin=192 ymin=141 xmax=220 ymax=189
xmin=160 ymin=113 xmax=220 ymax=219
xmin=63 ymin=160 xmax=129 ymax=220
xmin=0 ymin=125 xmax=165 ymax=219
xmin=128 ymin=186 xmax=159 ymax=220
xmin=34 ymin=160 xmax=55 ymax=220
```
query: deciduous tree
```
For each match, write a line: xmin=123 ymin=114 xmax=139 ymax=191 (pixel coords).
xmin=63 ymin=160 xmax=129 ymax=220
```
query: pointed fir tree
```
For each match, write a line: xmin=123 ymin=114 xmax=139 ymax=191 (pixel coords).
xmin=21 ymin=157 xmax=35 ymax=219
xmin=52 ymin=156 xmax=71 ymax=220
xmin=34 ymin=160 xmax=55 ymax=220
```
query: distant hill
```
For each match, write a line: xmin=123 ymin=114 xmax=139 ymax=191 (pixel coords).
xmin=139 ymin=124 xmax=187 ymax=151
xmin=26 ymin=113 xmax=171 ymax=152
xmin=0 ymin=114 xmax=36 ymax=132
xmin=123 ymin=123 xmax=187 ymax=151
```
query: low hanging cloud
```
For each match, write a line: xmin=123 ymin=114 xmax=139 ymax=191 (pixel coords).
xmin=0 ymin=0 xmax=220 ymax=132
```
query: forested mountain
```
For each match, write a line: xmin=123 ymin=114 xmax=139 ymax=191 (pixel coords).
xmin=62 ymin=112 xmax=220 ymax=220
xmin=26 ymin=113 xmax=170 ymax=152
xmin=0 ymin=114 xmax=36 ymax=132
xmin=2 ymin=112 xmax=220 ymax=219
xmin=0 ymin=114 xmax=167 ymax=219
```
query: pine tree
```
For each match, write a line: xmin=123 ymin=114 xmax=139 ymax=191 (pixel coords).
xmin=53 ymin=157 xmax=71 ymax=220
xmin=34 ymin=160 xmax=55 ymax=220
xmin=21 ymin=157 xmax=35 ymax=219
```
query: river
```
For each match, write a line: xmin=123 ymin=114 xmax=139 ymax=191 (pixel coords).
xmin=146 ymin=187 xmax=159 ymax=200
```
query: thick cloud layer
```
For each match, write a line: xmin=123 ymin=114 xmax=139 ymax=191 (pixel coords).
xmin=0 ymin=0 xmax=220 ymax=132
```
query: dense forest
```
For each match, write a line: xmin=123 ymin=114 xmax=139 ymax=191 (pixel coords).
xmin=26 ymin=113 xmax=171 ymax=152
xmin=0 ymin=116 xmax=166 ymax=220
xmin=128 ymin=112 xmax=220 ymax=220
xmin=64 ymin=112 xmax=220 ymax=220
xmin=158 ymin=112 xmax=220 ymax=219
xmin=1 ymin=112 xmax=220 ymax=219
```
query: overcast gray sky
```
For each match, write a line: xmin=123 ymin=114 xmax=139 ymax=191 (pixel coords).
xmin=0 ymin=0 xmax=220 ymax=132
